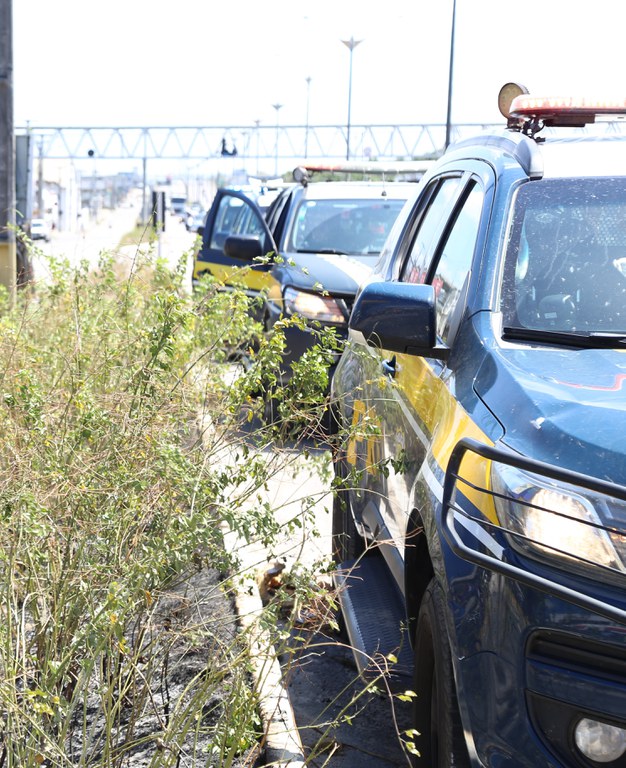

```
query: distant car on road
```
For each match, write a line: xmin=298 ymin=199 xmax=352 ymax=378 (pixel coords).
xmin=185 ymin=208 xmax=206 ymax=233
xmin=169 ymin=195 xmax=187 ymax=218
xmin=30 ymin=218 xmax=51 ymax=242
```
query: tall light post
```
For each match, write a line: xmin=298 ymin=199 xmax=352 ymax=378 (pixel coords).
xmin=254 ymin=119 xmax=261 ymax=176
xmin=341 ymin=36 xmax=363 ymax=161
xmin=444 ymin=0 xmax=457 ymax=150
xmin=272 ymin=103 xmax=283 ymax=176
xmin=304 ymin=76 xmax=312 ymax=159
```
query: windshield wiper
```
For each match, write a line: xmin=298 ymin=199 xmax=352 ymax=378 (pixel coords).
xmin=503 ymin=326 xmax=626 ymax=349
xmin=296 ymin=248 xmax=349 ymax=255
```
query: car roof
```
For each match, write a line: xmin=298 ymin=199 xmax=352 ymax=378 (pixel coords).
xmin=538 ymin=134 xmax=626 ymax=178
xmin=444 ymin=128 xmax=626 ymax=184
xmin=299 ymin=181 xmax=417 ymax=201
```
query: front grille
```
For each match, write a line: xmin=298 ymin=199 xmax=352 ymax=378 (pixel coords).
xmin=528 ymin=630 xmax=626 ymax=681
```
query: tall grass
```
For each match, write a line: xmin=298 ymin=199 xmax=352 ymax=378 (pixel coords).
xmin=0 ymin=246 xmax=316 ymax=766
xmin=0 ymin=241 xmax=412 ymax=767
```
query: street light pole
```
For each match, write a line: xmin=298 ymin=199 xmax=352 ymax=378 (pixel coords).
xmin=444 ymin=0 xmax=457 ymax=150
xmin=254 ymin=119 xmax=260 ymax=176
xmin=341 ymin=36 xmax=362 ymax=161
xmin=272 ymin=103 xmax=283 ymax=176
xmin=304 ymin=76 xmax=312 ymax=159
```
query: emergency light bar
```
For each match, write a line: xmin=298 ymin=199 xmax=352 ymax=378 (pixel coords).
xmin=509 ymin=95 xmax=626 ymax=122
xmin=498 ymin=83 xmax=626 ymax=131
xmin=293 ymin=160 xmax=433 ymax=185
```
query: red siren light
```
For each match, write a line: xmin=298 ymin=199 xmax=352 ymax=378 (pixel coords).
xmin=509 ymin=94 xmax=626 ymax=122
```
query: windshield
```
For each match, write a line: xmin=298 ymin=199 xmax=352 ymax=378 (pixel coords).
xmin=501 ymin=178 xmax=626 ymax=337
xmin=286 ymin=198 xmax=407 ymax=258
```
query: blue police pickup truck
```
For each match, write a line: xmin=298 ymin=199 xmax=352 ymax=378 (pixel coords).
xmin=331 ymin=84 xmax=626 ymax=767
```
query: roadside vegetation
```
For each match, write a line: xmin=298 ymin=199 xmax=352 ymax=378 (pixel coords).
xmin=0 ymin=238 xmax=414 ymax=766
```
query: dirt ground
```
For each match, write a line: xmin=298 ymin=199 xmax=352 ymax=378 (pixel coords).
xmin=67 ymin=565 xmax=262 ymax=768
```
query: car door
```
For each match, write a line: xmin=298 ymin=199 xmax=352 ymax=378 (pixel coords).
xmin=347 ymin=175 xmax=465 ymax=549
xmin=352 ymin=169 xmax=489 ymax=575
xmin=193 ymin=189 xmax=278 ymax=297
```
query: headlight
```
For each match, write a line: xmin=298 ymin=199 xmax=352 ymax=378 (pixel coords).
xmin=490 ymin=462 xmax=626 ymax=580
xmin=283 ymin=287 xmax=345 ymax=323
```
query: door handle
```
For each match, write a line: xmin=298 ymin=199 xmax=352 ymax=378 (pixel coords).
xmin=381 ymin=355 xmax=397 ymax=378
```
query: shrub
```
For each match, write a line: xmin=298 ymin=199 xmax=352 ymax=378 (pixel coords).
xmin=0 ymin=246 xmax=334 ymax=766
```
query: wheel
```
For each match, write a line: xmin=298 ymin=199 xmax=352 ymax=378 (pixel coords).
xmin=412 ymin=579 xmax=470 ymax=768
xmin=331 ymin=482 xmax=365 ymax=566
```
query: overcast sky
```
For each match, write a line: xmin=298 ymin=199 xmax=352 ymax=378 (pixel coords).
xmin=13 ymin=0 xmax=626 ymax=132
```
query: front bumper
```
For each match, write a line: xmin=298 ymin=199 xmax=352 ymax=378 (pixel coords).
xmin=441 ymin=439 xmax=626 ymax=767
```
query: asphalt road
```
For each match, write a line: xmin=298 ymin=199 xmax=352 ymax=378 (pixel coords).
xmin=283 ymin=623 xmax=414 ymax=767
xmin=30 ymin=201 xmax=196 ymax=283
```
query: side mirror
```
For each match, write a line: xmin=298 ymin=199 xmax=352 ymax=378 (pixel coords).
xmin=224 ymin=235 xmax=264 ymax=262
xmin=350 ymin=281 xmax=447 ymax=359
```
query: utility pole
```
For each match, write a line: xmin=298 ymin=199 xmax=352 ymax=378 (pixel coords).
xmin=0 ymin=0 xmax=16 ymax=297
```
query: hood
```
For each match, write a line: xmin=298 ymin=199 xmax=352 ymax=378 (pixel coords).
xmin=474 ymin=345 xmax=626 ymax=482
xmin=274 ymin=250 xmax=376 ymax=295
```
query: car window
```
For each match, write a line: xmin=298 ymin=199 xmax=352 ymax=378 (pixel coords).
xmin=430 ymin=182 xmax=483 ymax=342
xmin=237 ymin=204 xmax=266 ymax=238
xmin=210 ymin=196 xmax=247 ymax=249
xmin=287 ymin=198 xmax=407 ymax=257
xmin=501 ymin=177 xmax=626 ymax=334
xmin=401 ymin=176 xmax=464 ymax=284
xmin=265 ymin=188 xmax=293 ymax=235
xmin=209 ymin=194 xmax=266 ymax=250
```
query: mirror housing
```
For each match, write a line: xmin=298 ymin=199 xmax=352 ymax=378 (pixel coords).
xmin=224 ymin=235 xmax=264 ymax=262
xmin=350 ymin=281 xmax=448 ymax=359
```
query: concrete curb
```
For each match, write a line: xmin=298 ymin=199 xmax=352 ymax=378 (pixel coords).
xmin=233 ymin=584 xmax=306 ymax=767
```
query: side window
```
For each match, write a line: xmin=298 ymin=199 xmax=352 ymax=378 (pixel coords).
xmin=431 ymin=182 xmax=484 ymax=342
xmin=237 ymin=205 xmax=265 ymax=238
xmin=266 ymin=189 xmax=294 ymax=244
xmin=401 ymin=177 xmax=464 ymax=284
xmin=209 ymin=195 xmax=265 ymax=250
xmin=210 ymin=196 xmax=246 ymax=249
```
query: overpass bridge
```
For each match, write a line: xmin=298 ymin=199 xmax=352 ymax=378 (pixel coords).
xmin=17 ymin=118 xmax=626 ymax=239
xmin=18 ymin=120 xmax=626 ymax=162
xmin=18 ymin=119 xmax=626 ymax=180
xmin=17 ymin=122 xmax=481 ymax=168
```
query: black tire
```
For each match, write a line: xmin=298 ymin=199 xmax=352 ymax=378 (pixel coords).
xmin=412 ymin=579 xmax=470 ymax=768
xmin=331 ymin=483 xmax=365 ymax=566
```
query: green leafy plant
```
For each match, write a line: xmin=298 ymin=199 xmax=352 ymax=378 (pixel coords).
xmin=0 ymin=233 xmax=413 ymax=767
